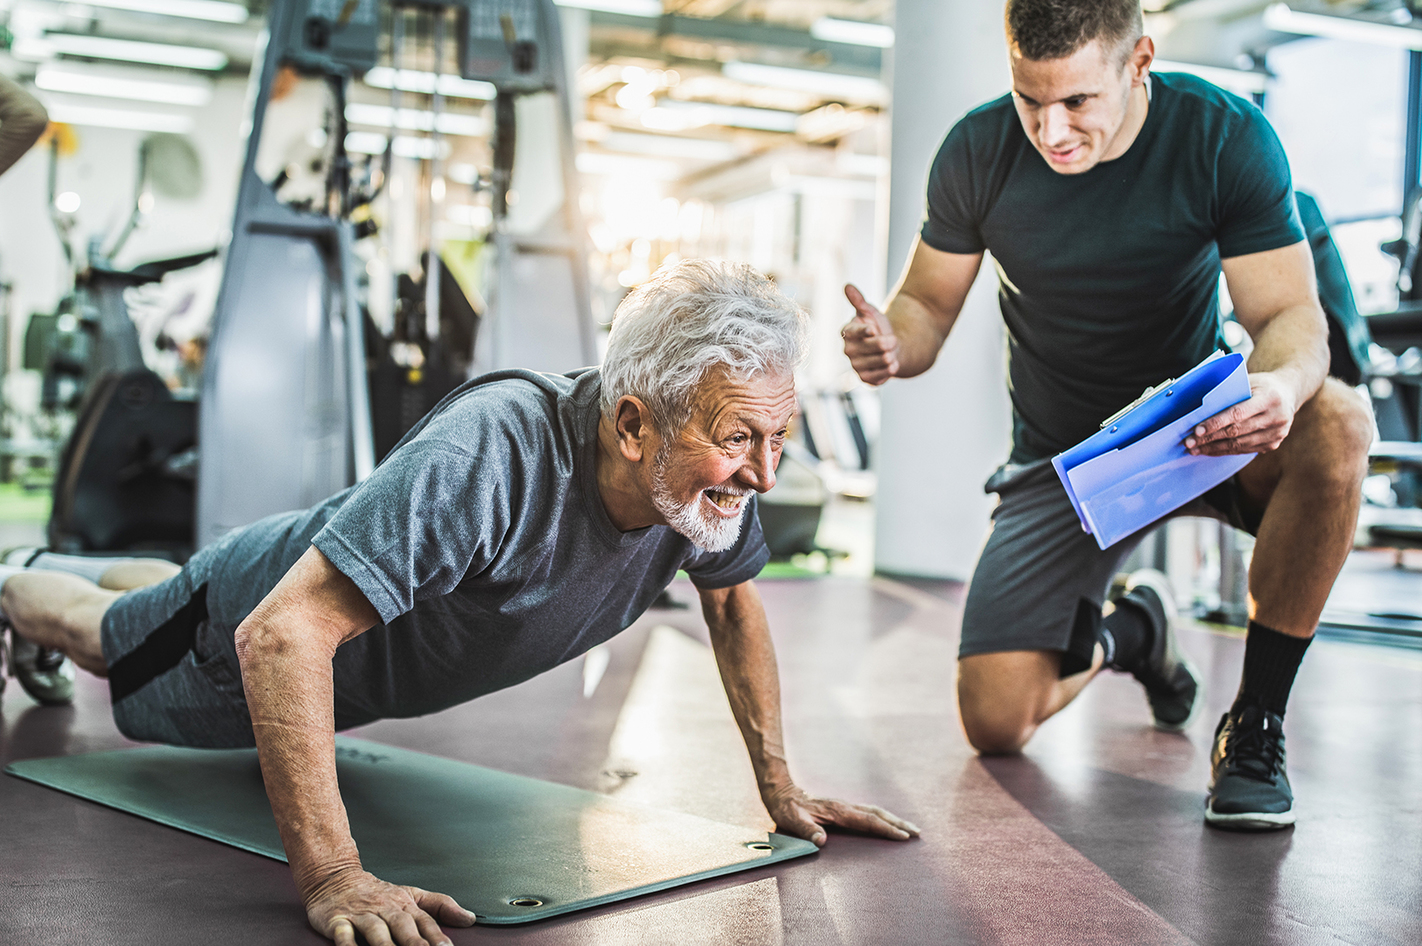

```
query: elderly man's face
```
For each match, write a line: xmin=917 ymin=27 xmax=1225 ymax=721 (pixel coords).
xmin=650 ymin=368 xmax=796 ymax=551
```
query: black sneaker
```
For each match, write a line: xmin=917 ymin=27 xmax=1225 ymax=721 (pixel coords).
xmin=1120 ymin=569 xmax=1202 ymax=732
xmin=1206 ymin=703 xmax=1295 ymax=831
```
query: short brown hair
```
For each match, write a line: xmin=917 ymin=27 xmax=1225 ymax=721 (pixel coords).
xmin=1005 ymin=0 xmax=1143 ymax=62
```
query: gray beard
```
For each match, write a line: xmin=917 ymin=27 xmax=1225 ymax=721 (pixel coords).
xmin=649 ymin=444 xmax=747 ymax=552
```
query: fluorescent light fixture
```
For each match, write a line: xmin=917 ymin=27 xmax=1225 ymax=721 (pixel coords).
xmin=721 ymin=62 xmax=886 ymax=103
xmin=44 ymin=101 xmax=194 ymax=132
xmin=344 ymin=132 xmax=451 ymax=160
xmin=576 ymin=151 xmax=682 ymax=180
xmin=1153 ymin=59 xmax=1267 ymax=95
xmin=74 ymin=0 xmax=248 ymax=23
xmin=553 ymin=0 xmax=662 ymax=16
xmin=602 ymin=131 xmax=738 ymax=161
xmin=35 ymin=63 xmax=213 ymax=106
xmin=39 ymin=34 xmax=229 ymax=70
xmin=361 ymin=67 xmax=496 ymax=101
xmin=653 ymin=99 xmax=799 ymax=132
xmin=345 ymin=103 xmax=487 ymax=137
xmin=810 ymin=17 xmax=894 ymax=48
xmin=1263 ymin=3 xmax=1422 ymax=50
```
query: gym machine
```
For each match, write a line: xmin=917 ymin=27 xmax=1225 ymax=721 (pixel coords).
xmin=50 ymin=0 xmax=596 ymax=555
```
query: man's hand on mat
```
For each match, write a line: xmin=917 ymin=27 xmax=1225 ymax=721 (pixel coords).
xmin=762 ymin=784 xmax=921 ymax=846
xmin=306 ymin=866 xmax=476 ymax=946
xmin=1185 ymin=370 xmax=1298 ymax=457
xmin=842 ymin=284 xmax=900 ymax=385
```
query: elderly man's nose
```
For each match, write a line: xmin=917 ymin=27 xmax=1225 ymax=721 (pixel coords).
xmin=744 ymin=443 xmax=778 ymax=491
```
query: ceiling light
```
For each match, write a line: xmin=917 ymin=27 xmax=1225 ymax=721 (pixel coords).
xmin=361 ymin=67 xmax=495 ymax=101
xmin=1262 ymin=3 xmax=1422 ymax=50
xmin=1153 ymin=59 xmax=1267 ymax=96
xmin=553 ymin=0 xmax=663 ymax=16
xmin=345 ymin=103 xmax=487 ymax=137
xmin=602 ymin=131 xmax=738 ymax=161
xmin=721 ymin=62 xmax=886 ymax=104
xmin=43 ymin=101 xmax=194 ymax=132
xmin=652 ymin=100 xmax=799 ymax=132
xmin=35 ymin=63 xmax=213 ymax=106
xmin=71 ymin=0 xmax=248 ymax=23
xmin=37 ymin=34 xmax=229 ymax=70
xmin=810 ymin=18 xmax=894 ymax=48
xmin=576 ymin=152 xmax=681 ymax=180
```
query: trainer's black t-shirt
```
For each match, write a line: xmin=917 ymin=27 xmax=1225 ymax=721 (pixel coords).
xmin=920 ymin=72 xmax=1305 ymax=464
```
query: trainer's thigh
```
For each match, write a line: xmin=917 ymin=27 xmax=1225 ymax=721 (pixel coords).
xmin=960 ymin=464 xmax=1144 ymax=675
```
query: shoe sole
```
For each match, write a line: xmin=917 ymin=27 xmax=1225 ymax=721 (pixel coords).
xmin=1204 ymin=805 xmax=1296 ymax=831
xmin=1151 ymin=649 xmax=1205 ymax=734
xmin=1124 ymin=572 xmax=1203 ymax=734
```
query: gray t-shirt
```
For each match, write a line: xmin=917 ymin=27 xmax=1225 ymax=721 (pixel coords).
xmin=193 ymin=368 xmax=769 ymax=729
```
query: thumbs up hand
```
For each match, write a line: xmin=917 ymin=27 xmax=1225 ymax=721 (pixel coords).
xmin=841 ymin=284 xmax=900 ymax=385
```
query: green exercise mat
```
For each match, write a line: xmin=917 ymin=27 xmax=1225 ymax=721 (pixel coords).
xmin=5 ymin=736 xmax=816 ymax=924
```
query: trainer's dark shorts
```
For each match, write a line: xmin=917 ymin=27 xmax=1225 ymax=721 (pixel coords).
xmin=959 ymin=458 xmax=1263 ymax=677
xmin=101 ymin=544 xmax=255 ymax=749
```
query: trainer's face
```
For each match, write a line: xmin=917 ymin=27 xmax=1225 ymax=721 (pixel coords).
xmin=649 ymin=368 xmax=795 ymax=551
xmin=1010 ymin=36 xmax=1150 ymax=175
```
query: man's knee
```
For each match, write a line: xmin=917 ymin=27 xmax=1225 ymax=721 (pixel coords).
xmin=957 ymin=650 xmax=1058 ymax=755
xmin=1293 ymin=380 xmax=1373 ymax=487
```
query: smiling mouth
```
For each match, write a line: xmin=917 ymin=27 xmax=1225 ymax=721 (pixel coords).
xmin=705 ymin=489 xmax=749 ymax=512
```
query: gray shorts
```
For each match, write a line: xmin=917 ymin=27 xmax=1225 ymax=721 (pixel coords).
xmin=102 ymin=558 xmax=255 ymax=749
xmin=959 ymin=458 xmax=1261 ymax=676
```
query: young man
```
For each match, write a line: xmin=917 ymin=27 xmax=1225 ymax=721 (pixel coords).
xmin=6 ymin=260 xmax=918 ymax=946
xmin=843 ymin=0 xmax=1371 ymax=829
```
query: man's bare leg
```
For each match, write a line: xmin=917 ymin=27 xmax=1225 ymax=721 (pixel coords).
xmin=96 ymin=559 xmax=181 ymax=592
xmin=2 ymin=572 xmax=118 ymax=676
xmin=1235 ymin=379 xmax=1372 ymax=638
xmin=957 ymin=645 xmax=1104 ymax=754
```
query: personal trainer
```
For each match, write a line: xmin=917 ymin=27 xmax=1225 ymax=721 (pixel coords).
xmin=4 ymin=259 xmax=918 ymax=946
xmin=841 ymin=0 xmax=1371 ymax=830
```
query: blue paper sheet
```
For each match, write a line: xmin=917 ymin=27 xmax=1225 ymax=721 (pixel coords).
xmin=1052 ymin=352 xmax=1255 ymax=550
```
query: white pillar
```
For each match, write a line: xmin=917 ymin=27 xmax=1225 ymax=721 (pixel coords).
xmin=874 ymin=0 xmax=1014 ymax=580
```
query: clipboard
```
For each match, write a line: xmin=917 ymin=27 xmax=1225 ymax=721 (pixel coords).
xmin=1051 ymin=351 xmax=1255 ymax=550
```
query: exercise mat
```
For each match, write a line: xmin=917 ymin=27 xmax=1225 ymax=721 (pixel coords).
xmin=5 ymin=736 xmax=816 ymax=924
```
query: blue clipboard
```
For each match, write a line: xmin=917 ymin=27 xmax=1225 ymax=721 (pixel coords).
xmin=1051 ymin=351 xmax=1255 ymax=550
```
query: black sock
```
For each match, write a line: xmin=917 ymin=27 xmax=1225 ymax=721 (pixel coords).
xmin=1233 ymin=620 xmax=1312 ymax=718
xmin=1101 ymin=600 xmax=1152 ymax=672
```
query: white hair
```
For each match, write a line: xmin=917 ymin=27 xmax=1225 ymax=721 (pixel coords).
xmin=600 ymin=258 xmax=808 ymax=434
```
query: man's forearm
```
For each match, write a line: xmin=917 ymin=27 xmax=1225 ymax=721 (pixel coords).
xmin=236 ymin=623 xmax=360 ymax=898
xmin=1244 ymin=301 xmax=1329 ymax=405
xmin=883 ymin=289 xmax=954 ymax=379
xmin=701 ymin=583 xmax=793 ymax=792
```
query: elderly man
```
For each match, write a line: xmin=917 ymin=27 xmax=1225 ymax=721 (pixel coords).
xmin=843 ymin=0 xmax=1371 ymax=830
xmin=3 ymin=259 xmax=918 ymax=946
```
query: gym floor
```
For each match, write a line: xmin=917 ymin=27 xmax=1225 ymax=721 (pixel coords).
xmin=3 ymin=563 xmax=1420 ymax=945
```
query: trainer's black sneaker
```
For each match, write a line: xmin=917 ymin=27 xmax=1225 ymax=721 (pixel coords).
xmin=1120 ymin=569 xmax=1202 ymax=732
xmin=4 ymin=624 xmax=75 ymax=706
xmin=1206 ymin=703 xmax=1295 ymax=830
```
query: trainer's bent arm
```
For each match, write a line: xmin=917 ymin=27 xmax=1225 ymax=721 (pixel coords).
xmin=1189 ymin=240 xmax=1328 ymax=456
xmin=842 ymin=237 xmax=983 ymax=384
xmin=698 ymin=579 xmax=920 ymax=844
xmin=234 ymin=546 xmax=475 ymax=946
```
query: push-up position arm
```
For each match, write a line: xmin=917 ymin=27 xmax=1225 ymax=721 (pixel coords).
xmin=234 ymin=547 xmax=475 ymax=946
xmin=699 ymin=579 xmax=920 ymax=844
xmin=1188 ymin=240 xmax=1328 ymax=456
xmin=841 ymin=238 xmax=985 ymax=384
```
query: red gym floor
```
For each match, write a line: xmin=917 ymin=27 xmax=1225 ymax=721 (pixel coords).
xmin=3 ymin=575 xmax=1419 ymax=945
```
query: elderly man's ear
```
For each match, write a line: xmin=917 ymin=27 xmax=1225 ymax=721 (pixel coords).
xmin=614 ymin=396 xmax=657 ymax=462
